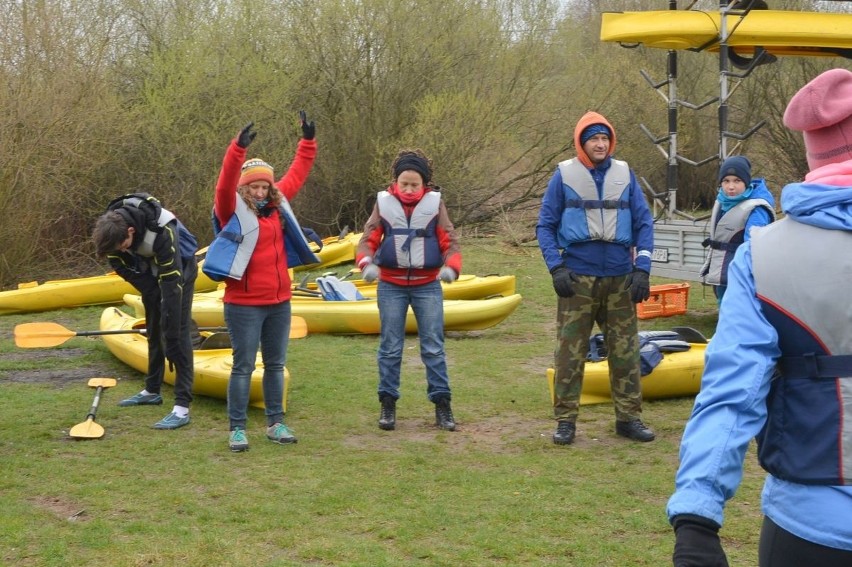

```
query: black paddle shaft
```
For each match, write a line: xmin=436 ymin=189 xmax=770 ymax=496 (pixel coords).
xmin=85 ymin=386 xmax=106 ymax=420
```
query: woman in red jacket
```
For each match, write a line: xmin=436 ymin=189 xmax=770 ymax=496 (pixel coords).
xmin=213 ymin=114 xmax=316 ymax=452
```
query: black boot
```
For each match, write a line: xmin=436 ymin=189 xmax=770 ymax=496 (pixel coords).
xmin=378 ymin=396 xmax=396 ymax=431
xmin=616 ymin=418 xmax=655 ymax=442
xmin=552 ymin=420 xmax=576 ymax=445
xmin=434 ymin=396 xmax=456 ymax=431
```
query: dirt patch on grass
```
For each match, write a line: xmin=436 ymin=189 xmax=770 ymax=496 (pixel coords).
xmin=1 ymin=348 xmax=117 ymax=387
xmin=27 ymin=496 xmax=90 ymax=522
xmin=341 ymin=412 xmax=629 ymax=453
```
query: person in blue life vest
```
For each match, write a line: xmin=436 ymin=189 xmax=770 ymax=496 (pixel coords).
xmin=701 ymin=155 xmax=775 ymax=305
xmin=356 ymin=149 xmax=462 ymax=432
xmin=92 ymin=193 xmax=198 ymax=430
xmin=668 ymin=68 xmax=852 ymax=567
xmin=537 ymin=111 xmax=655 ymax=446
xmin=211 ymin=114 xmax=317 ymax=453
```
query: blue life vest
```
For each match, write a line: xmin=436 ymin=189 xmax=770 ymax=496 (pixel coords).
xmin=203 ymin=196 xmax=320 ymax=282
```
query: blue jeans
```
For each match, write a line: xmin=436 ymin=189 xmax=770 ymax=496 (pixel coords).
xmin=377 ymin=280 xmax=451 ymax=402
xmin=224 ymin=301 xmax=291 ymax=429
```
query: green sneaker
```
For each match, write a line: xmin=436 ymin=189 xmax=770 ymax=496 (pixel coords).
xmin=118 ymin=392 xmax=163 ymax=406
xmin=152 ymin=412 xmax=190 ymax=430
xmin=229 ymin=427 xmax=249 ymax=452
xmin=267 ymin=422 xmax=297 ymax=444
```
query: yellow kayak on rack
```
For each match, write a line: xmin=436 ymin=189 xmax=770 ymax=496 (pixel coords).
xmin=600 ymin=10 xmax=852 ymax=57
xmin=99 ymin=307 xmax=289 ymax=410
xmin=294 ymin=232 xmax=362 ymax=272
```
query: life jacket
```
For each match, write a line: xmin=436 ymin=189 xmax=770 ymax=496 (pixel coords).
xmin=202 ymin=195 xmax=320 ymax=282
xmin=701 ymin=196 xmax=775 ymax=286
xmin=374 ymin=191 xmax=443 ymax=269
xmin=556 ymin=158 xmax=632 ymax=248
xmin=106 ymin=193 xmax=197 ymax=259
xmin=752 ymin=217 xmax=852 ymax=485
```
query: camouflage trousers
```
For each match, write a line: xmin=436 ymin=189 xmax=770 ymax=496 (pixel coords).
xmin=552 ymin=274 xmax=642 ymax=422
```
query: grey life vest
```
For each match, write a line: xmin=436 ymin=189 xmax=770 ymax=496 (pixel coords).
xmin=375 ymin=191 xmax=442 ymax=270
xmin=556 ymin=158 xmax=632 ymax=247
xmin=752 ymin=218 xmax=852 ymax=485
xmin=702 ymin=198 xmax=775 ymax=286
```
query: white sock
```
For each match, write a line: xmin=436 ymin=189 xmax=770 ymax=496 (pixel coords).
xmin=173 ymin=405 xmax=189 ymax=418
xmin=140 ymin=390 xmax=152 ymax=396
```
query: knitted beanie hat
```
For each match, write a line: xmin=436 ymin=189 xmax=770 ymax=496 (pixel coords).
xmin=580 ymin=123 xmax=612 ymax=145
xmin=239 ymin=158 xmax=274 ymax=186
xmin=783 ymin=68 xmax=852 ymax=170
xmin=718 ymin=156 xmax=752 ymax=186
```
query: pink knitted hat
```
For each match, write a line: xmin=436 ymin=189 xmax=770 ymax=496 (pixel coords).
xmin=783 ymin=68 xmax=852 ymax=170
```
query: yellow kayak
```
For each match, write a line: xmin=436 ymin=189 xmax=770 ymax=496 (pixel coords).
xmin=294 ymin=232 xmax=362 ymax=272
xmin=125 ymin=291 xmax=523 ymax=335
xmin=600 ymin=10 xmax=852 ymax=57
xmin=546 ymin=341 xmax=706 ymax=406
xmin=99 ymin=307 xmax=289 ymax=410
xmin=294 ymin=274 xmax=516 ymax=301
xmin=0 ymin=247 xmax=219 ymax=316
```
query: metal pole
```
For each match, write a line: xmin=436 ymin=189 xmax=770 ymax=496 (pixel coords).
xmin=666 ymin=0 xmax=679 ymax=217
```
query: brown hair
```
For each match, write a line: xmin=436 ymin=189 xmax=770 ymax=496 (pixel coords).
xmin=237 ymin=183 xmax=283 ymax=215
xmin=92 ymin=211 xmax=130 ymax=257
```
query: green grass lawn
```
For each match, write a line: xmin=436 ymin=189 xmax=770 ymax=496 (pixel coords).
xmin=0 ymin=235 xmax=765 ymax=566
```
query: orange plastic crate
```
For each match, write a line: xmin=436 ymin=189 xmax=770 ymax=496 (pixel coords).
xmin=637 ymin=283 xmax=690 ymax=320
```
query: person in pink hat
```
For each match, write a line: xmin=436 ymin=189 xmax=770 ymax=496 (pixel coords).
xmin=667 ymin=68 xmax=852 ymax=566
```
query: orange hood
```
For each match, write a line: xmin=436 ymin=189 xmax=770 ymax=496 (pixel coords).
xmin=573 ymin=111 xmax=617 ymax=169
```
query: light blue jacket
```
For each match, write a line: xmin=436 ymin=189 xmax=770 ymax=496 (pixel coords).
xmin=666 ymin=177 xmax=852 ymax=550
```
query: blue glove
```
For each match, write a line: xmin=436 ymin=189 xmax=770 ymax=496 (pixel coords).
xmin=672 ymin=515 xmax=729 ymax=567
xmin=299 ymin=110 xmax=315 ymax=140
xmin=438 ymin=266 xmax=457 ymax=283
xmin=237 ymin=122 xmax=256 ymax=148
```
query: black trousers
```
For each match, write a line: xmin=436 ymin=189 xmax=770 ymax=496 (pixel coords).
xmin=759 ymin=516 xmax=852 ymax=567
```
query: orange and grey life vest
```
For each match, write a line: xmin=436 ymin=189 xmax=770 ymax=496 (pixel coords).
xmin=556 ymin=158 xmax=632 ymax=247
xmin=701 ymin=198 xmax=775 ymax=286
xmin=374 ymin=191 xmax=442 ymax=269
xmin=752 ymin=217 xmax=852 ymax=485
xmin=202 ymin=195 xmax=320 ymax=282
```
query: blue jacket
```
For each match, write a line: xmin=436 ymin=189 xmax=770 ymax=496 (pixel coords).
xmin=667 ymin=176 xmax=852 ymax=550
xmin=537 ymin=156 xmax=654 ymax=276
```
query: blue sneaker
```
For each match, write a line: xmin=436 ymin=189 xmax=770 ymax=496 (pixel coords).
xmin=153 ymin=412 xmax=190 ymax=430
xmin=118 ymin=392 xmax=163 ymax=406
xmin=229 ymin=427 xmax=249 ymax=452
xmin=266 ymin=422 xmax=297 ymax=444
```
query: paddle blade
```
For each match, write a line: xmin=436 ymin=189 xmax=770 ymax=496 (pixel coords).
xmin=69 ymin=418 xmax=105 ymax=439
xmin=290 ymin=316 xmax=308 ymax=339
xmin=87 ymin=378 xmax=117 ymax=388
xmin=14 ymin=322 xmax=76 ymax=348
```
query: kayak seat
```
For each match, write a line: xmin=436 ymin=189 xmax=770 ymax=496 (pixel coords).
xmin=316 ymin=276 xmax=366 ymax=301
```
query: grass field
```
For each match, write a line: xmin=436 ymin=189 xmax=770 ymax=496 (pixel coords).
xmin=0 ymin=235 xmax=766 ymax=566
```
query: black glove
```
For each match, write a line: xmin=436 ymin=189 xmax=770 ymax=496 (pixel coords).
xmin=237 ymin=122 xmax=256 ymax=148
xmin=550 ymin=266 xmax=580 ymax=298
xmin=626 ymin=268 xmax=650 ymax=303
xmin=299 ymin=110 xmax=316 ymax=140
xmin=672 ymin=515 xmax=729 ymax=567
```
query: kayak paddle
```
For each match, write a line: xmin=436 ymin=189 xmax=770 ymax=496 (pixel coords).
xmin=69 ymin=378 xmax=116 ymax=440
xmin=14 ymin=318 xmax=307 ymax=348
xmin=14 ymin=321 xmax=225 ymax=348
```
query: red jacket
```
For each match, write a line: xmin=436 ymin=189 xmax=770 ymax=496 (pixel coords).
xmin=356 ymin=188 xmax=462 ymax=286
xmin=214 ymin=138 xmax=317 ymax=305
